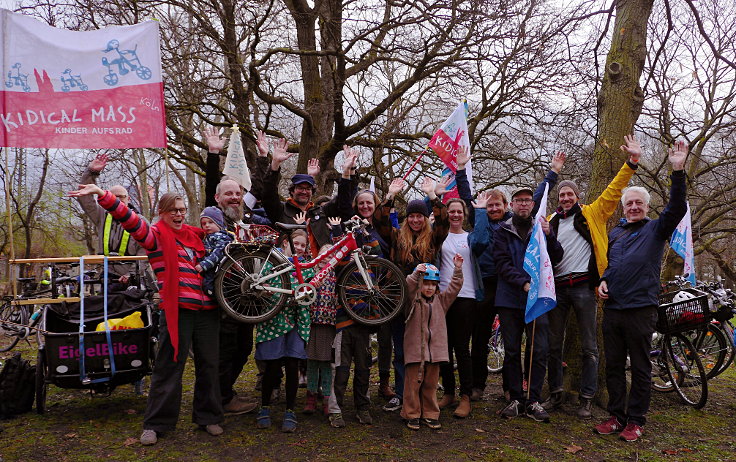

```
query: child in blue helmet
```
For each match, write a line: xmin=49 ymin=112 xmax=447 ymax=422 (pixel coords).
xmin=196 ymin=206 xmax=234 ymax=296
xmin=400 ymin=254 xmax=464 ymax=430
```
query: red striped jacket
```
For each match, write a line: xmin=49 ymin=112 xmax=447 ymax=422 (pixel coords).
xmin=98 ymin=191 xmax=217 ymax=311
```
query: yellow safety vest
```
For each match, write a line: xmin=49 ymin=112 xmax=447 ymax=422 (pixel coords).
xmin=103 ymin=214 xmax=131 ymax=255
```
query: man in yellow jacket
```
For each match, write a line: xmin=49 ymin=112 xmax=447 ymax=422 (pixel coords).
xmin=542 ymin=135 xmax=641 ymax=419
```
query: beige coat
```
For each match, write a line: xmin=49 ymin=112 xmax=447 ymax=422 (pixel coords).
xmin=403 ymin=267 xmax=463 ymax=365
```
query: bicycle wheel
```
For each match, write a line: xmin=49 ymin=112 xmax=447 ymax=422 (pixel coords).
xmin=685 ymin=324 xmax=728 ymax=379
xmin=488 ymin=326 xmax=504 ymax=373
xmin=665 ymin=333 xmax=708 ymax=409
xmin=713 ymin=322 xmax=735 ymax=376
xmin=0 ymin=298 xmax=27 ymax=352
xmin=337 ymin=255 xmax=407 ymax=326
xmin=214 ymin=247 xmax=291 ymax=324
xmin=650 ymin=334 xmax=676 ymax=392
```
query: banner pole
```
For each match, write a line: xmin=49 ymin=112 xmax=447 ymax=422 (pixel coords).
xmin=163 ymin=147 xmax=171 ymax=191
xmin=3 ymin=146 xmax=17 ymax=297
xmin=401 ymin=147 xmax=429 ymax=181
xmin=526 ymin=319 xmax=536 ymax=403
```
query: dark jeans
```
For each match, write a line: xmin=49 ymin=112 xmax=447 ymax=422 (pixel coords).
xmin=440 ymin=297 xmax=475 ymax=397
xmin=144 ymin=309 xmax=222 ymax=432
xmin=547 ymin=283 xmax=599 ymax=398
xmin=390 ymin=316 xmax=405 ymax=399
xmin=471 ymin=278 xmax=498 ymax=391
xmin=218 ymin=316 xmax=254 ymax=404
xmin=499 ymin=307 xmax=548 ymax=404
xmin=377 ymin=322 xmax=393 ymax=377
xmin=603 ymin=306 xmax=657 ymax=427
xmin=334 ymin=326 xmax=372 ymax=411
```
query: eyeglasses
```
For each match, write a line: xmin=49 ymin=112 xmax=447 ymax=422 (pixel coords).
xmin=294 ymin=185 xmax=313 ymax=192
xmin=513 ymin=198 xmax=533 ymax=204
xmin=169 ymin=208 xmax=188 ymax=215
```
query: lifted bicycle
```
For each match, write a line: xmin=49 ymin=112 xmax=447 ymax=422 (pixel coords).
xmin=214 ymin=217 xmax=407 ymax=326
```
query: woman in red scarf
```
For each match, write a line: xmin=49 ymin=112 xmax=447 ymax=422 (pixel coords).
xmin=69 ymin=184 xmax=223 ymax=446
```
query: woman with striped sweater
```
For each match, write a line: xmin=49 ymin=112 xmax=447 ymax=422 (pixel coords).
xmin=69 ymin=185 xmax=223 ymax=446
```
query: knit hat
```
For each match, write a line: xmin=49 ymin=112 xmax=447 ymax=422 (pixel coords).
xmin=406 ymin=199 xmax=430 ymax=217
xmin=558 ymin=180 xmax=581 ymax=199
xmin=200 ymin=206 xmax=226 ymax=231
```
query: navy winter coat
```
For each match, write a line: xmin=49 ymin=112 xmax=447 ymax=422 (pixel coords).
xmin=601 ymin=171 xmax=687 ymax=310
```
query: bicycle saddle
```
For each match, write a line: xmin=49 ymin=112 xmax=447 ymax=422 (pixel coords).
xmin=275 ymin=222 xmax=307 ymax=231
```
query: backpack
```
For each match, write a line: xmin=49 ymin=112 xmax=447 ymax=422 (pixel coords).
xmin=0 ymin=352 xmax=36 ymax=418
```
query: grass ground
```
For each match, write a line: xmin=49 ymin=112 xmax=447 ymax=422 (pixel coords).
xmin=1 ymin=336 xmax=736 ymax=462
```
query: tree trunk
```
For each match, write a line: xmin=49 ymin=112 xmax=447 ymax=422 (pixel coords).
xmin=564 ymin=0 xmax=655 ymax=406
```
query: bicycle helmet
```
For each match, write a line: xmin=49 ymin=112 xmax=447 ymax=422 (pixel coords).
xmin=673 ymin=290 xmax=695 ymax=303
xmin=416 ymin=263 xmax=440 ymax=282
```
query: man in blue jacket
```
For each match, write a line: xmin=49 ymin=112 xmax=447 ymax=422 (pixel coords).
xmin=494 ymin=187 xmax=564 ymax=423
xmin=594 ymin=141 xmax=688 ymax=442
xmin=458 ymin=150 xmax=565 ymax=402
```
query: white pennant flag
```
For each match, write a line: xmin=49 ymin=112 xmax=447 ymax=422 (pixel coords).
xmin=222 ymin=125 xmax=252 ymax=191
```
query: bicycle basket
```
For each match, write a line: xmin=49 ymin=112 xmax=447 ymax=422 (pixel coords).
xmin=234 ymin=224 xmax=280 ymax=246
xmin=657 ymin=288 xmax=710 ymax=334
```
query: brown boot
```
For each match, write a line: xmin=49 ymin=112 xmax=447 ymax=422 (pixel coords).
xmin=379 ymin=375 xmax=396 ymax=399
xmin=438 ymin=394 xmax=456 ymax=409
xmin=453 ymin=395 xmax=471 ymax=418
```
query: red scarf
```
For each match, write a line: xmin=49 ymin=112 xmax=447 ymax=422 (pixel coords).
xmin=155 ymin=220 xmax=205 ymax=362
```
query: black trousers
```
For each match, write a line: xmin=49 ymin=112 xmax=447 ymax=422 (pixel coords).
xmin=498 ymin=307 xmax=548 ymax=404
xmin=471 ymin=278 xmax=498 ymax=391
xmin=218 ymin=316 xmax=254 ymax=404
xmin=143 ymin=309 xmax=222 ymax=432
xmin=333 ymin=326 xmax=372 ymax=411
xmin=603 ymin=306 xmax=657 ymax=426
xmin=440 ymin=297 xmax=475 ymax=397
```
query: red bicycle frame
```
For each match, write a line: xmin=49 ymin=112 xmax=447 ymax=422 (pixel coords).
xmin=291 ymin=230 xmax=359 ymax=289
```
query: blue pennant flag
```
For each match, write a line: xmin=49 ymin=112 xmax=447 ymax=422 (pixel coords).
xmin=523 ymin=183 xmax=557 ymax=323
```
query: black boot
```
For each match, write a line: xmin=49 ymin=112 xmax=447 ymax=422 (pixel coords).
xmin=541 ymin=391 xmax=563 ymax=411
xmin=577 ymin=397 xmax=593 ymax=419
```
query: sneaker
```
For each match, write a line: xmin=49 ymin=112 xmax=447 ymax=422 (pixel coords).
xmin=405 ymin=418 xmax=420 ymax=431
xmin=329 ymin=412 xmax=346 ymax=428
xmin=281 ymin=410 xmax=298 ymax=433
xmin=303 ymin=391 xmax=317 ymax=415
xmin=223 ymin=396 xmax=258 ymax=416
xmin=420 ymin=418 xmax=441 ymax=429
xmin=357 ymin=409 xmax=373 ymax=425
xmin=500 ymin=399 xmax=522 ymax=419
xmin=541 ymin=391 xmax=563 ymax=411
xmin=619 ymin=423 xmax=644 ymax=442
xmin=525 ymin=402 xmax=550 ymax=423
xmin=139 ymin=429 xmax=157 ymax=446
xmin=594 ymin=416 xmax=624 ymax=435
xmin=383 ymin=396 xmax=402 ymax=412
xmin=577 ymin=397 xmax=593 ymax=420
xmin=256 ymin=407 xmax=271 ymax=429
xmin=470 ymin=388 xmax=483 ymax=402
xmin=203 ymin=424 xmax=223 ymax=436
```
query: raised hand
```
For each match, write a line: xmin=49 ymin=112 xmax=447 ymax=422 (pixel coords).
xmin=342 ymin=145 xmax=358 ymax=177
xmin=550 ymin=151 xmax=566 ymax=173
xmin=294 ymin=211 xmax=307 ymax=225
xmin=307 ymin=158 xmax=320 ymax=177
xmin=68 ymin=184 xmax=104 ymax=198
xmin=620 ymin=134 xmax=642 ymax=164
xmin=453 ymin=253 xmax=464 ymax=268
xmin=386 ymin=178 xmax=406 ymax=200
xmin=416 ymin=263 xmax=427 ymax=274
xmin=456 ymin=145 xmax=471 ymax=169
xmin=203 ymin=126 xmax=225 ymax=153
xmin=270 ymin=138 xmax=293 ymax=171
xmin=328 ymin=216 xmax=342 ymax=226
xmin=472 ymin=190 xmax=491 ymax=209
xmin=256 ymin=129 xmax=269 ymax=157
xmin=434 ymin=175 xmax=452 ymax=197
xmin=668 ymin=140 xmax=688 ymax=171
xmin=421 ymin=176 xmax=438 ymax=200
xmin=88 ymin=153 xmax=109 ymax=173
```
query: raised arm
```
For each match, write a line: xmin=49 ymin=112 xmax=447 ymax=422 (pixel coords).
xmin=654 ymin=141 xmax=688 ymax=239
xmin=77 ymin=154 xmax=108 ymax=226
xmin=531 ymin=151 xmax=565 ymax=216
xmin=203 ymin=126 xmax=225 ymax=208
xmin=587 ymin=135 xmax=640 ymax=220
